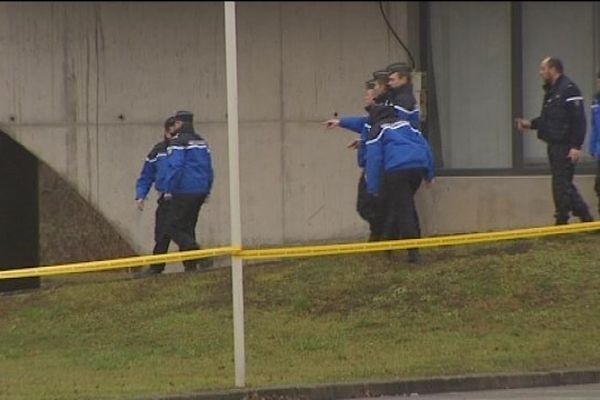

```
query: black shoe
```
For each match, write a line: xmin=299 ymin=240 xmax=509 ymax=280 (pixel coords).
xmin=580 ymin=215 xmax=594 ymax=223
xmin=184 ymin=264 xmax=198 ymax=273
xmin=407 ymin=249 xmax=421 ymax=264
xmin=133 ymin=268 xmax=163 ymax=278
xmin=197 ymin=258 xmax=213 ymax=270
xmin=368 ymin=233 xmax=381 ymax=242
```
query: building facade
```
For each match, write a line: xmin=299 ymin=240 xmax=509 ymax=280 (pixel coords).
xmin=0 ymin=2 xmax=598 ymax=261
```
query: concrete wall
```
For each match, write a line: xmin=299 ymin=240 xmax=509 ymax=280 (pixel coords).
xmin=0 ymin=1 xmax=413 ymax=254
xmin=1 ymin=2 xmax=596 ymax=258
xmin=417 ymin=175 xmax=599 ymax=235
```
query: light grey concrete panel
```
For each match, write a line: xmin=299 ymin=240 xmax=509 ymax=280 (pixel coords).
xmin=0 ymin=2 xmax=67 ymax=124
xmin=282 ymin=122 xmax=369 ymax=243
xmin=417 ymin=175 xmax=598 ymax=236
xmin=237 ymin=2 xmax=282 ymax=122
xmin=239 ymin=122 xmax=284 ymax=246
xmin=94 ymin=2 xmax=226 ymax=124
xmin=281 ymin=2 xmax=405 ymax=121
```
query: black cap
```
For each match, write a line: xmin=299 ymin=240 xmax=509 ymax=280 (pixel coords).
xmin=365 ymin=79 xmax=376 ymax=89
xmin=372 ymin=69 xmax=390 ymax=81
xmin=174 ymin=110 xmax=194 ymax=123
xmin=164 ymin=116 xmax=176 ymax=129
xmin=387 ymin=62 xmax=412 ymax=76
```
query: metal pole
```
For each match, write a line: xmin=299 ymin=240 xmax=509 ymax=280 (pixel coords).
xmin=224 ymin=1 xmax=245 ymax=388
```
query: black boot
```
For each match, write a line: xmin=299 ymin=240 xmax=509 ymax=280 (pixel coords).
xmin=407 ymin=249 xmax=421 ymax=264
xmin=134 ymin=267 xmax=163 ymax=278
xmin=197 ymin=257 xmax=213 ymax=270
xmin=183 ymin=260 xmax=198 ymax=272
xmin=368 ymin=233 xmax=381 ymax=242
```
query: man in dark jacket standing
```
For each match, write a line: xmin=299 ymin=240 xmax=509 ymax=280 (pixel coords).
xmin=164 ymin=110 xmax=214 ymax=271
xmin=516 ymin=57 xmax=593 ymax=225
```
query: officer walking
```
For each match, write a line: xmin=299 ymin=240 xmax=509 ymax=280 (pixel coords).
xmin=135 ymin=116 xmax=178 ymax=276
xmin=365 ymin=104 xmax=435 ymax=263
xmin=323 ymin=78 xmax=384 ymax=240
xmin=385 ymin=62 xmax=420 ymax=129
xmin=164 ymin=110 xmax=214 ymax=271
xmin=516 ymin=57 xmax=593 ymax=225
xmin=372 ymin=69 xmax=393 ymax=105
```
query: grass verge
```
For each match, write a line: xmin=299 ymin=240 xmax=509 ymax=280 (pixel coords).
xmin=1 ymin=234 xmax=600 ymax=399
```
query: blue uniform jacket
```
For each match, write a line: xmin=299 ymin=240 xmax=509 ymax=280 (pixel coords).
xmin=588 ymin=92 xmax=600 ymax=158
xmin=392 ymin=104 xmax=420 ymax=130
xmin=387 ymin=84 xmax=420 ymax=130
xmin=135 ymin=140 xmax=169 ymax=200
xmin=339 ymin=116 xmax=371 ymax=168
xmin=164 ymin=131 xmax=214 ymax=195
xmin=365 ymin=120 xmax=434 ymax=195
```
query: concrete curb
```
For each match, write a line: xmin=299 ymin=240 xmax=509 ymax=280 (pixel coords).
xmin=141 ymin=368 xmax=600 ymax=400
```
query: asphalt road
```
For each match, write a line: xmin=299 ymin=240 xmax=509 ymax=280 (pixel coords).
xmin=347 ymin=383 xmax=600 ymax=399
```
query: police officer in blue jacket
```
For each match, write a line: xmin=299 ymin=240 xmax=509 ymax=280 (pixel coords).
xmin=386 ymin=62 xmax=420 ymax=130
xmin=164 ymin=110 xmax=214 ymax=271
xmin=324 ymin=78 xmax=385 ymax=240
xmin=135 ymin=116 xmax=178 ymax=275
xmin=588 ymin=71 xmax=600 ymax=213
xmin=365 ymin=104 xmax=434 ymax=263
xmin=516 ymin=57 xmax=593 ymax=225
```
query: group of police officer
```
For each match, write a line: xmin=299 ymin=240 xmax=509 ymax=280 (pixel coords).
xmin=133 ymin=58 xmax=600 ymax=274
xmin=324 ymin=62 xmax=435 ymax=264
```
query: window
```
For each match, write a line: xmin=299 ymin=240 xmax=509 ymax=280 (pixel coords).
xmin=428 ymin=1 xmax=512 ymax=169
xmin=424 ymin=1 xmax=600 ymax=173
xmin=521 ymin=1 xmax=595 ymax=165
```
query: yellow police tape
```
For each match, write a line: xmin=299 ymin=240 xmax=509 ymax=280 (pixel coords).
xmin=1 ymin=221 xmax=600 ymax=280
xmin=239 ymin=221 xmax=600 ymax=260
xmin=0 ymin=247 xmax=238 ymax=280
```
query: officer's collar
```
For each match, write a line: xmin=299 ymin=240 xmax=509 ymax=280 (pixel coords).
xmin=373 ymin=91 xmax=389 ymax=105
xmin=390 ymin=83 xmax=412 ymax=94
xmin=543 ymin=74 xmax=564 ymax=91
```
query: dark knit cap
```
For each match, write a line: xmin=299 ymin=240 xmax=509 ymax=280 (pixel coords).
xmin=386 ymin=62 xmax=412 ymax=76
xmin=372 ymin=69 xmax=390 ymax=80
xmin=164 ymin=116 xmax=176 ymax=129
xmin=174 ymin=110 xmax=194 ymax=123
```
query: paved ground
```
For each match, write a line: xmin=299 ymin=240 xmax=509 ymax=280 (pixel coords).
xmin=348 ymin=383 xmax=600 ymax=400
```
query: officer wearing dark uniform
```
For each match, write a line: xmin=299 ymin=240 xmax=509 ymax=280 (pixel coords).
xmin=355 ymin=79 xmax=385 ymax=240
xmin=365 ymin=104 xmax=434 ymax=263
xmin=384 ymin=62 xmax=423 ymax=238
xmin=135 ymin=117 xmax=177 ymax=275
xmin=164 ymin=111 xmax=214 ymax=271
xmin=372 ymin=69 xmax=392 ymax=104
xmin=323 ymin=77 xmax=385 ymax=241
xmin=516 ymin=57 xmax=593 ymax=225
xmin=385 ymin=62 xmax=420 ymax=130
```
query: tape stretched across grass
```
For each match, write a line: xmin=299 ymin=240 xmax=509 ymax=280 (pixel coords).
xmin=1 ymin=221 xmax=600 ymax=279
